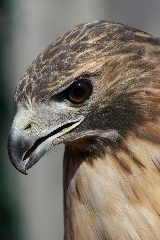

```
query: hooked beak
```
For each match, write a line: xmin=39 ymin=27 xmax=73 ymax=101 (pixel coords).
xmin=7 ymin=127 xmax=38 ymax=175
xmin=7 ymin=107 xmax=84 ymax=175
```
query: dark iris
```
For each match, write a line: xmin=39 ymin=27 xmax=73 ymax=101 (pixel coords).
xmin=72 ymin=84 xmax=84 ymax=97
xmin=65 ymin=79 xmax=92 ymax=103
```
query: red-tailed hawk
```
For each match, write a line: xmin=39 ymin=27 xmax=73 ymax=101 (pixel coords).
xmin=8 ymin=21 xmax=160 ymax=239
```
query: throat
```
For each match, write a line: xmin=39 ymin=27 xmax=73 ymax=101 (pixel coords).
xmin=63 ymin=134 xmax=160 ymax=240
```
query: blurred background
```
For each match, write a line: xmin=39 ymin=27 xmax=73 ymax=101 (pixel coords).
xmin=1 ymin=0 xmax=160 ymax=239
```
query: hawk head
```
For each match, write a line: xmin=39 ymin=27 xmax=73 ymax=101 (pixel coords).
xmin=8 ymin=21 xmax=160 ymax=174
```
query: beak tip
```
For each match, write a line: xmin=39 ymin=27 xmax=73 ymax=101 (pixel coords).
xmin=17 ymin=169 xmax=28 ymax=175
xmin=18 ymin=165 xmax=28 ymax=175
xmin=10 ymin=159 xmax=28 ymax=175
xmin=20 ymin=170 xmax=28 ymax=176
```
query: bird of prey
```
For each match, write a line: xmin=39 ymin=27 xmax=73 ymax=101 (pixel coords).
xmin=8 ymin=21 xmax=160 ymax=239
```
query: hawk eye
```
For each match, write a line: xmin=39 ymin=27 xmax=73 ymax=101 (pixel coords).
xmin=66 ymin=79 xmax=92 ymax=103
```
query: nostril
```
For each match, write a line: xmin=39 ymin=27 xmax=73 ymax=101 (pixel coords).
xmin=24 ymin=124 xmax=31 ymax=130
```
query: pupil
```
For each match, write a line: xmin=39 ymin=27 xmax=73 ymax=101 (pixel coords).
xmin=73 ymin=85 xmax=84 ymax=97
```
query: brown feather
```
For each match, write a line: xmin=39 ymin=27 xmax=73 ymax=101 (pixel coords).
xmin=11 ymin=21 xmax=160 ymax=239
xmin=63 ymin=126 xmax=160 ymax=239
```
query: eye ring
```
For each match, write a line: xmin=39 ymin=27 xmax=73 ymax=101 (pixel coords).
xmin=66 ymin=79 xmax=92 ymax=103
